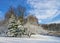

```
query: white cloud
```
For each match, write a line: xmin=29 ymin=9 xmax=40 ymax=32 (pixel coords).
xmin=29 ymin=9 xmax=58 ymax=19
xmin=27 ymin=0 xmax=59 ymax=9
xmin=27 ymin=0 xmax=60 ymax=23
xmin=38 ymin=20 xmax=42 ymax=23
xmin=48 ymin=20 xmax=60 ymax=24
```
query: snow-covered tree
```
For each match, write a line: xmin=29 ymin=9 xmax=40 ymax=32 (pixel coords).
xmin=7 ymin=14 xmax=18 ymax=37
xmin=6 ymin=6 xmax=28 ymax=37
xmin=7 ymin=14 xmax=27 ymax=37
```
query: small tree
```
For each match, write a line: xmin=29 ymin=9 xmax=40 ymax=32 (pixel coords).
xmin=17 ymin=22 xmax=27 ymax=37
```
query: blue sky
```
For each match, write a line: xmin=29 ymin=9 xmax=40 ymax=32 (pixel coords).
xmin=0 ymin=0 xmax=60 ymax=24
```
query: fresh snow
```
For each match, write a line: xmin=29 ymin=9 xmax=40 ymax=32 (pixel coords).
xmin=0 ymin=35 xmax=60 ymax=43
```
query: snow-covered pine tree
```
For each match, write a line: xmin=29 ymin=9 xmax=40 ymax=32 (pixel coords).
xmin=7 ymin=14 xmax=27 ymax=37
xmin=7 ymin=14 xmax=18 ymax=37
xmin=17 ymin=20 xmax=27 ymax=37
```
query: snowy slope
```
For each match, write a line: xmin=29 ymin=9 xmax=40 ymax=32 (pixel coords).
xmin=0 ymin=35 xmax=60 ymax=43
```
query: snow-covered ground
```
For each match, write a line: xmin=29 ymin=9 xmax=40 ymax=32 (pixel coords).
xmin=0 ymin=35 xmax=60 ymax=43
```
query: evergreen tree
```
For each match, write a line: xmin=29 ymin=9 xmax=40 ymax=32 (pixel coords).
xmin=7 ymin=14 xmax=18 ymax=37
xmin=7 ymin=14 xmax=27 ymax=37
xmin=17 ymin=20 xmax=27 ymax=37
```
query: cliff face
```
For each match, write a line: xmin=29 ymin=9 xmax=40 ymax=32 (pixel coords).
xmin=24 ymin=15 xmax=48 ymax=35
xmin=26 ymin=15 xmax=38 ymax=24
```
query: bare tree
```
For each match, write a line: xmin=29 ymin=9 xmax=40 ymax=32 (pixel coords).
xmin=17 ymin=5 xmax=26 ymax=25
xmin=5 ymin=6 xmax=16 ymax=20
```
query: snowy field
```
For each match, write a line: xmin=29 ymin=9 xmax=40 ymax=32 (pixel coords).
xmin=0 ymin=35 xmax=60 ymax=43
